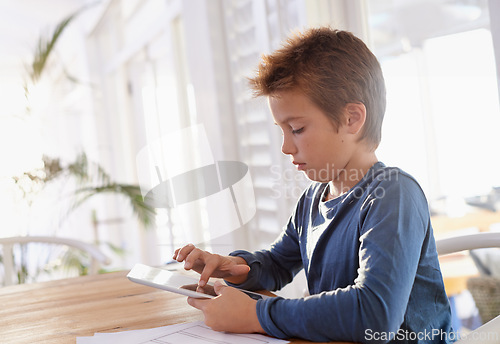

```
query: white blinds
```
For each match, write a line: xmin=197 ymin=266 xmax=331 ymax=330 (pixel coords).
xmin=220 ymin=0 xmax=309 ymax=247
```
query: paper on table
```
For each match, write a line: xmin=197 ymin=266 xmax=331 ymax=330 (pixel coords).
xmin=77 ymin=324 xmax=186 ymax=344
xmin=76 ymin=321 xmax=289 ymax=344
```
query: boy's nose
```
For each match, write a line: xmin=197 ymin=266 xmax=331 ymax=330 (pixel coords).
xmin=281 ymin=135 xmax=297 ymax=155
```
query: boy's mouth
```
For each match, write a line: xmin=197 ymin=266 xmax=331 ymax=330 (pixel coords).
xmin=292 ymin=161 xmax=306 ymax=170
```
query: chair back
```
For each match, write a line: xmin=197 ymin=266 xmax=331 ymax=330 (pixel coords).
xmin=436 ymin=232 xmax=500 ymax=343
xmin=0 ymin=236 xmax=111 ymax=286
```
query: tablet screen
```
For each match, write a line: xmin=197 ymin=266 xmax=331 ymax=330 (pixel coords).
xmin=127 ymin=263 xmax=215 ymax=299
xmin=127 ymin=263 xmax=268 ymax=300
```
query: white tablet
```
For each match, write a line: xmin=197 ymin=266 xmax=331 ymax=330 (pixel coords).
xmin=127 ymin=263 xmax=269 ymax=300
xmin=127 ymin=263 xmax=215 ymax=298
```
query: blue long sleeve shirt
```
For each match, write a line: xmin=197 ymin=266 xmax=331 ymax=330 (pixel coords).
xmin=229 ymin=162 xmax=454 ymax=343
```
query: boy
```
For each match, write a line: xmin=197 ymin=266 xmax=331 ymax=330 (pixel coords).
xmin=173 ymin=27 xmax=454 ymax=343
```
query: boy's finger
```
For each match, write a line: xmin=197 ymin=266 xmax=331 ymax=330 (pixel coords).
xmin=187 ymin=296 xmax=207 ymax=310
xmin=172 ymin=247 xmax=184 ymax=259
xmin=184 ymin=248 xmax=206 ymax=270
xmin=213 ymin=280 xmax=227 ymax=295
xmin=199 ymin=259 xmax=218 ymax=286
xmin=176 ymin=244 xmax=196 ymax=262
xmin=177 ymin=246 xmax=203 ymax=269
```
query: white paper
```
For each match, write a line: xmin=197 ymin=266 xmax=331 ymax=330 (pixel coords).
xmin=455 ymin=315 xmax=500 ymax=343
xmin=76 ymin=321 xmax=289 ymax=344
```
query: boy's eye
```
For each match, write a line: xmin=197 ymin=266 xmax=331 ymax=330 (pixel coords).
xmin=292 ymin=127 xmax=304 ymax=134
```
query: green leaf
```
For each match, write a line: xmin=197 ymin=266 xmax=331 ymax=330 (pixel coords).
xmin=29 ymin=14 xmax=76 ymax=83
xmin=25 ymin=2 xmax=100 ymax=97
xmin=73 ymin=183 xmax=156 ymax=229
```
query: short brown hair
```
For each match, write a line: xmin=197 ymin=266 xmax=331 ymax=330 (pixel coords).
xmin=249 ymin=27 xmax=386 ymax=148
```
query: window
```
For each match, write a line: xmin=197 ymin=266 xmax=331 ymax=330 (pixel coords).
xmin=367 ymin=0 xmax=500 ymax=215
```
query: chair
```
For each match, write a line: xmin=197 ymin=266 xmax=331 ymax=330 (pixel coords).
xmin=436 ymin=232 xmax=500 ymax=343
xmin=0 ymin=236 xmax=111 ymax=286
xmin=466 ymin=276 xmax=500 ymax=324
xmin=436 ymin=232 xmax=500 ymax=256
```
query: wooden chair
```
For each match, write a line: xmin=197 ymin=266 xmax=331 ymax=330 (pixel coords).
xmin=0 ymin=236 xmax=111 ymax=286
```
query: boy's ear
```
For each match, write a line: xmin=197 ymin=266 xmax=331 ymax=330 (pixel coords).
xmin=344 ymin=102 xmax=366 ymax=135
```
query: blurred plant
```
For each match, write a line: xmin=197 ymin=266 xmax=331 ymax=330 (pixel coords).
xmin=27 ymin=13 xmax=75 ymax=85
xmin=19 ymin=3 xmax=155 ymax=227
xmin=3 ymin=3 xmax=155 ymax=285
xmin=23 ymin=3 xmax=94 ymax=105
xmin=13 ymin=153 xmax=155 ymax=228
xmin=8 ymin=151 xmax=155 ymax=285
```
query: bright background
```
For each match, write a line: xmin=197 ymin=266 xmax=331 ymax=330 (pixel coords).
xmin=0 ymin=1 xmax=499 ymax=305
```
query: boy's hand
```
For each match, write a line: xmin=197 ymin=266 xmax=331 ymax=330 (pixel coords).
xmin=187 ymin=281 xmax=265 ymax=334
xmin=173 ymin=244 xmax=250 ymax=287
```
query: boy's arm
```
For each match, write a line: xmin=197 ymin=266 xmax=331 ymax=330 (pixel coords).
xmin=253 ymin=177 xmax=447 ymax=342
xmin=225 ymin=185 xmax=312 ymax=291
xmin=226 ymin=215 xmax=304 ymax=291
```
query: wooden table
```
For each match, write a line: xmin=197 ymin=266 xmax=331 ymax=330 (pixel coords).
xmin=431 ymin=210 xmax=500 ymax=233
xmin=0 ymin=271 xmax=352 ymax=344
xmin=431 ymin=210 xmax=500 ymax=296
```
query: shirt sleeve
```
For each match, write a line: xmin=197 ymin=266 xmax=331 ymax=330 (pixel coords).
xmin=254 ymin=175 xmax=435 ymax=343
xmin=228 ymin=215 xmax=304 ymax=292
xmin=226 ymin=186 xmax=313 ymax=291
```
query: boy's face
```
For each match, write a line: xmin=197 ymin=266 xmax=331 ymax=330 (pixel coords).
xmin=270 ymin=91 xmax=358 ymax=183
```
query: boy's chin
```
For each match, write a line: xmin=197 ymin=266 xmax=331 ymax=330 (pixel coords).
xmin=303 ymin=170 xmax=334 ymax=183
